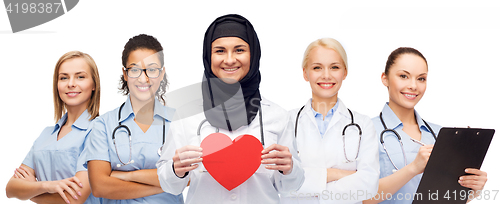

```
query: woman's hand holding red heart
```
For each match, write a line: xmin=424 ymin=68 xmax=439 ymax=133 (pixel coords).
xmin=261 ymin=144 xmax=293 ymax=175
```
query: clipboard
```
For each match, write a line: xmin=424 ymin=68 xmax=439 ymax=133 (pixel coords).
xmin=413 ymin=127 xmax=495 ymax=204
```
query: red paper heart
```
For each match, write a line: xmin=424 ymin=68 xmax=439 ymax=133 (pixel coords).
xmin=201 ymin=133 xmax=263 ymax=191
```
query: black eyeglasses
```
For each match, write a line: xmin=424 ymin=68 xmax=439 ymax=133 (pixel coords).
xmin=124 ymin=67 xmax=163 ymax=78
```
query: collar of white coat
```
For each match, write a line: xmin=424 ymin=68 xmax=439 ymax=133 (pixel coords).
xmin=302 ymin=98 xmax=352 ymax=130
xmin=119 ymin=96 xmax=175 ymax=123
xmin=381 ymin=102 xmax=431 ymax=132
xmin=53 ymin=109 xmax=91 ymax=133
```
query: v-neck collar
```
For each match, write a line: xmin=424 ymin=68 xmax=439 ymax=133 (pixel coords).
xmin=53 ymin=110 xmax=91 ymax=141
xmin=120 ymin=96 xmax=174 ymax=123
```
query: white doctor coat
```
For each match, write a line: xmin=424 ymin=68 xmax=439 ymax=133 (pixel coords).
xmin=281 ymin=99 xmax=379 ymax=204
xmin=156 ymin=97 xmax=305 ymax=204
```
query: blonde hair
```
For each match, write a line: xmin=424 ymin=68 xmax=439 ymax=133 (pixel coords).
xmin=53 ymin=51 xmax=101 ymax=122
xmin=302 ymin=38 xmax=348 ymax=72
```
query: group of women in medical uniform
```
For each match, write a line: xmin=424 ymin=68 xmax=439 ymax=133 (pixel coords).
xmin=6 ymin=14 xmax=488 ymax=204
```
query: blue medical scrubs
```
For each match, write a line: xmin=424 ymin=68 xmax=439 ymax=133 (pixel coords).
xmin=22 ymin=110 xmax=101 ymax=204
xmin=85 ymin=96 xmax=183 ymax=204
xmin=372 ymin=103 xmax=441 ymax=204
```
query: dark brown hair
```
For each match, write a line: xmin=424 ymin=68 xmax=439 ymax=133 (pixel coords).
xmin=119 ymin=34 xmax=168 ymax=104
xmin=385 ymin=47 xmax=427 ymax=75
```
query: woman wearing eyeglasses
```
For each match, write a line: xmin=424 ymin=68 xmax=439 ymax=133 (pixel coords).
xmin=6 ymin=51 xmax=101 ymax=204
xmin=280 ymin=38 xmax=379 ymax=204
xmin=85 ymin=34 xmax=183 ymax=204
xmin=363 ymin=47 xmax=487 ymax=204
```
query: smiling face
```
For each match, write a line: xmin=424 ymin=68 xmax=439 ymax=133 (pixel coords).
xmin=303 ymin=46 xmax=347 ymax=103
xmin=211 ymin=37 xmax=251 ymax=84
xmin=123 ymin=49 xmax=164 ymax=105
xmin=58 ymin=57 xmax=95 ymax=110
xmin=382 ymin=53 xmax=428 ymax=111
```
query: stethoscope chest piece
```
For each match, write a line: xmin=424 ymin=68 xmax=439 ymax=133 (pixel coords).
xmin=157 ymin=146 xmax=163 ymax=156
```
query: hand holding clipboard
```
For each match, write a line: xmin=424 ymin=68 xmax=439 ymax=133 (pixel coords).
xmin=413 ymin=127 xmax=494 ymax=204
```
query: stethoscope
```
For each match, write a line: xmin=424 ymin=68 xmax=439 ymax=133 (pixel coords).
xmin=196 ymin=106 xmax=265 ymax=146
xmin=379 ymin=112 xmax=436 ymax=173
xmin=294 ymin=105 xmax=362 ymax=163
xmin=112 ymin=102 xmax=165 ymax=168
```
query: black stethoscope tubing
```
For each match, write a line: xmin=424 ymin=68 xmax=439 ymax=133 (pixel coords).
xmin=379 ymin=112 xmax=436 ymax=172
xmin=197 ymin=106 xmax=265 ymax=146
xmin=295 ymin=105 xmax=362 ymax=163
xmin=112 ymin=102 xmax=165 ymax=168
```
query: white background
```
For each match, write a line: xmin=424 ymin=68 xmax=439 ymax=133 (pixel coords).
xmin=1 ymin=0 xmax=499 ymax=203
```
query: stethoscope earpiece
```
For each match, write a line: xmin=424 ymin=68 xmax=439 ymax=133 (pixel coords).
xmin=392 ymin=169 xmax=397 ymax=173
